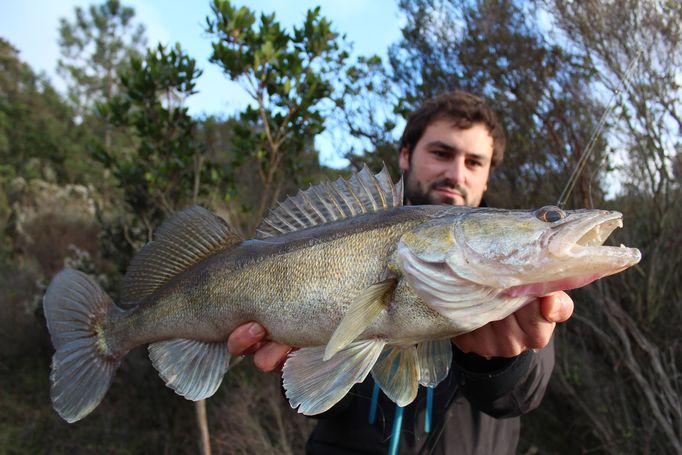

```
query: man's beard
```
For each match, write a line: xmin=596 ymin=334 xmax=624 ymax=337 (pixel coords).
xmin=403 ymin=169 xmax=468 ymax=206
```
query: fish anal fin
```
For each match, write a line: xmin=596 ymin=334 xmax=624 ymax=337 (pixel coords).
xmin=283 ymin=339 xmax=386 ymax=415
xmin=371 ymin=345 xmax=419 ymax=407
xmin=324 ymin=278 xmax=397 ymax=361
xmin=122 ymin=206 xmax=241 ymax=307
xmin=417 ymin=339 xmax=453 ymax=387
xmin=149 ymin=338 xmax=230 ymax=401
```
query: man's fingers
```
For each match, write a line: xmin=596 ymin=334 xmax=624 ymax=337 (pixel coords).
xmin=253 ymin=341 xmax=292 ymax=373
xmin=454 ymin=318 xmax=527 ymax=358
xmin=227 ymin=321 xmax=266 ymax=356
xmin=540 ymin=291 xmax=574 ymax=323
xmin=454 ymin=295 xmax=572 ymax=358
xmin=513 ymin=300 xmax=554 ymax=350
xmin=490 ymin=317 xmax=529 ymax=357
xmin=226 ymin=322 xmax=292 ymax=373
xmin=230 ymin=294 xmax=575 ymax=367
xmin=452 ymin=325 xmax=488 ymax=356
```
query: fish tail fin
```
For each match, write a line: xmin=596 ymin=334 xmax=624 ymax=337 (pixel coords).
xmin=43 ymin=268 xmax=123 ymax=423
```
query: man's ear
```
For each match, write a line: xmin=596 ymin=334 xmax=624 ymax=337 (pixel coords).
xmin=399 ymin=147 xmax=410 ymax=172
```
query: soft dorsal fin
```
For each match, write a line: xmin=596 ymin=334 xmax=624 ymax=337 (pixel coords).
xmin=121 ymin=206 xmax=241 ymax=307
xmin=256 ymin=164 xmax=403 ymax=239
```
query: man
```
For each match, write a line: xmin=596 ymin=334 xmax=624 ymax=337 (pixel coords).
xmin=227 ymin=91 xmax=573 ymax=453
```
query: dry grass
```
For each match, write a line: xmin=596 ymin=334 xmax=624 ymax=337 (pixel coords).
xmin=211 ymin=362 xmax=315 ymax=455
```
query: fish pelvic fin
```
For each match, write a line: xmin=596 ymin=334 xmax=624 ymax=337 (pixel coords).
xmin=121 ymin=205 xmax=241 ymax=307
xmin=256 ymin=164 xmax=401 ymax=239
xmin=149 ymin=339 xmax=230 ymax=400
xmin=417 ymin=339 xmax=452 ymax=387
xmin=283 ymin=339 xmax=386 ymax=415
xmin=371 ymin=345 xmax=419 ymax=407
xmin=43 ymin=268 xmax=123 ymax=423
xmin=324 ymin=278 xmax=397 ymax=361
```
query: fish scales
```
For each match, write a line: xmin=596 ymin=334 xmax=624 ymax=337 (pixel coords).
xmin=105 ymin=205 xmax=457 ymax=353
xmin=42 ymin=165 xmax=641 ymax=422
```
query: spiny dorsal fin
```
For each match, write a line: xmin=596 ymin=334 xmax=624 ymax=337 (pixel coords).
xmin=121 ymin=206 xmax=241 ymax=307
xmin=256 ymin=164 xmax=402 ymax=239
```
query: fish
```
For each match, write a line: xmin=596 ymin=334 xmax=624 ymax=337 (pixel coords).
xmin=42 ymin=165 xmax=641 ymax=423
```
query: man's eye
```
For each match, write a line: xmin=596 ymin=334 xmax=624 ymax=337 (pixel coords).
xmin=466 ymin=159 xmax=481 ymax=167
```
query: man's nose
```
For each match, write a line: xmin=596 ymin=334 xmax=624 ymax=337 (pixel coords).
xmin=444 ymin=158 xmax=465 ymax=184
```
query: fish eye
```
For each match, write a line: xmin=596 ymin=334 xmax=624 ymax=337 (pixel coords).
xmin=536 ymin=206 xmax=566 ymax=223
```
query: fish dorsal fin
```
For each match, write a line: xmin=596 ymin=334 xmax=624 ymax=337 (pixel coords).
xmin=256 ymin=164 xmax=402 ymax=239
xmin=121 ymin=205 xmax=241 ymax=307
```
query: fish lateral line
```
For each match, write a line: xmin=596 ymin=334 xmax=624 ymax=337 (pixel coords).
xmin=42 ymin=165 xmax=641 ymax=423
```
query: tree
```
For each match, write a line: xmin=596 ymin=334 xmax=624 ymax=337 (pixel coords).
xmin=521 ymin=1 xmax=682 ymax=453
xmin=331 ymin=55 xmax=402 ymax=177
xmin=354 ymin=1 xmax=682 ymax=453
xmin=0 ymin=38 xmax=89 ymax=183
xmin=95 ymin=43 xmax=218 ymax=247
xmin=387 ymin=0 xmax=605 ymax=209
xmin=58 ymin=0 xmax=146 ymax=148
xmin=205 ymin=0 xmax=348 ymax=230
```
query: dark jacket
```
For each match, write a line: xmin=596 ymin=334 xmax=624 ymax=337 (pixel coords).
xmin=305 ymin=339 xmax=555 ymax=454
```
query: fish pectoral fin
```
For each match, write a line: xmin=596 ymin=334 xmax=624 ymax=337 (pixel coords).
xmin=149 ymin=338 xmax=230 ymax=401
xmin=371 ymin=345 xmax=419 ymax=407
xmin=283 ymin=339 xmax=386 ymax=415
xmin=324 ymin=278 xmax=397 ymax=361
xmin=417 ymin=339 xmax=453 ymax=387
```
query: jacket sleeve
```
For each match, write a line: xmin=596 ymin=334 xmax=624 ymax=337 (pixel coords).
xmin=451 ymin=337 xmax=556 ymax=418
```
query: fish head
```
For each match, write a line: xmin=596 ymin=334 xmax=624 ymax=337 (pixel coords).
xmin=398 ymin=205 xmax=641 ymax=297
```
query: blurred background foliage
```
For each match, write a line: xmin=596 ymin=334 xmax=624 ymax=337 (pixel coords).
xmin=1 ymin=0 xmax=680 ymax=453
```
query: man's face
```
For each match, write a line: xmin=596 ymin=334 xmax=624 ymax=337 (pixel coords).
xmin=399 ymin=119 xmax=493 ymax=207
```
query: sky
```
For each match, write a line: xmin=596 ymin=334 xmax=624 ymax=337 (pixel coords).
xmin=2 ymin=0 xmax=404 ymax=166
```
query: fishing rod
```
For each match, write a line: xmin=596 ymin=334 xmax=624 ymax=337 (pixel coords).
xmin=556 ymin=47 xmax=643 ymax=208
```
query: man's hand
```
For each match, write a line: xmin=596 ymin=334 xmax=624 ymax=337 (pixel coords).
xmin=227 ymin=322 xmax=291 ymax=372
xmin=453 ymin=291 xmax=574 ymax=358
xmin=228 ymin=291 xmax=574 ymax=370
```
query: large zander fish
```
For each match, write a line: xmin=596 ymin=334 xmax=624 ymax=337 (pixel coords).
xmin=43 ymin=166 xmax=640 ymax=423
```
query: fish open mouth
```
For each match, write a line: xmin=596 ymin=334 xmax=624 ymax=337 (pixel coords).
xmin=501 ymin=210 xmax=642 ymax=297
xmin=550 ymin=211 xmax=639 ymax=262
xmin=575 ymin=217 xmax=622 ymax=248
